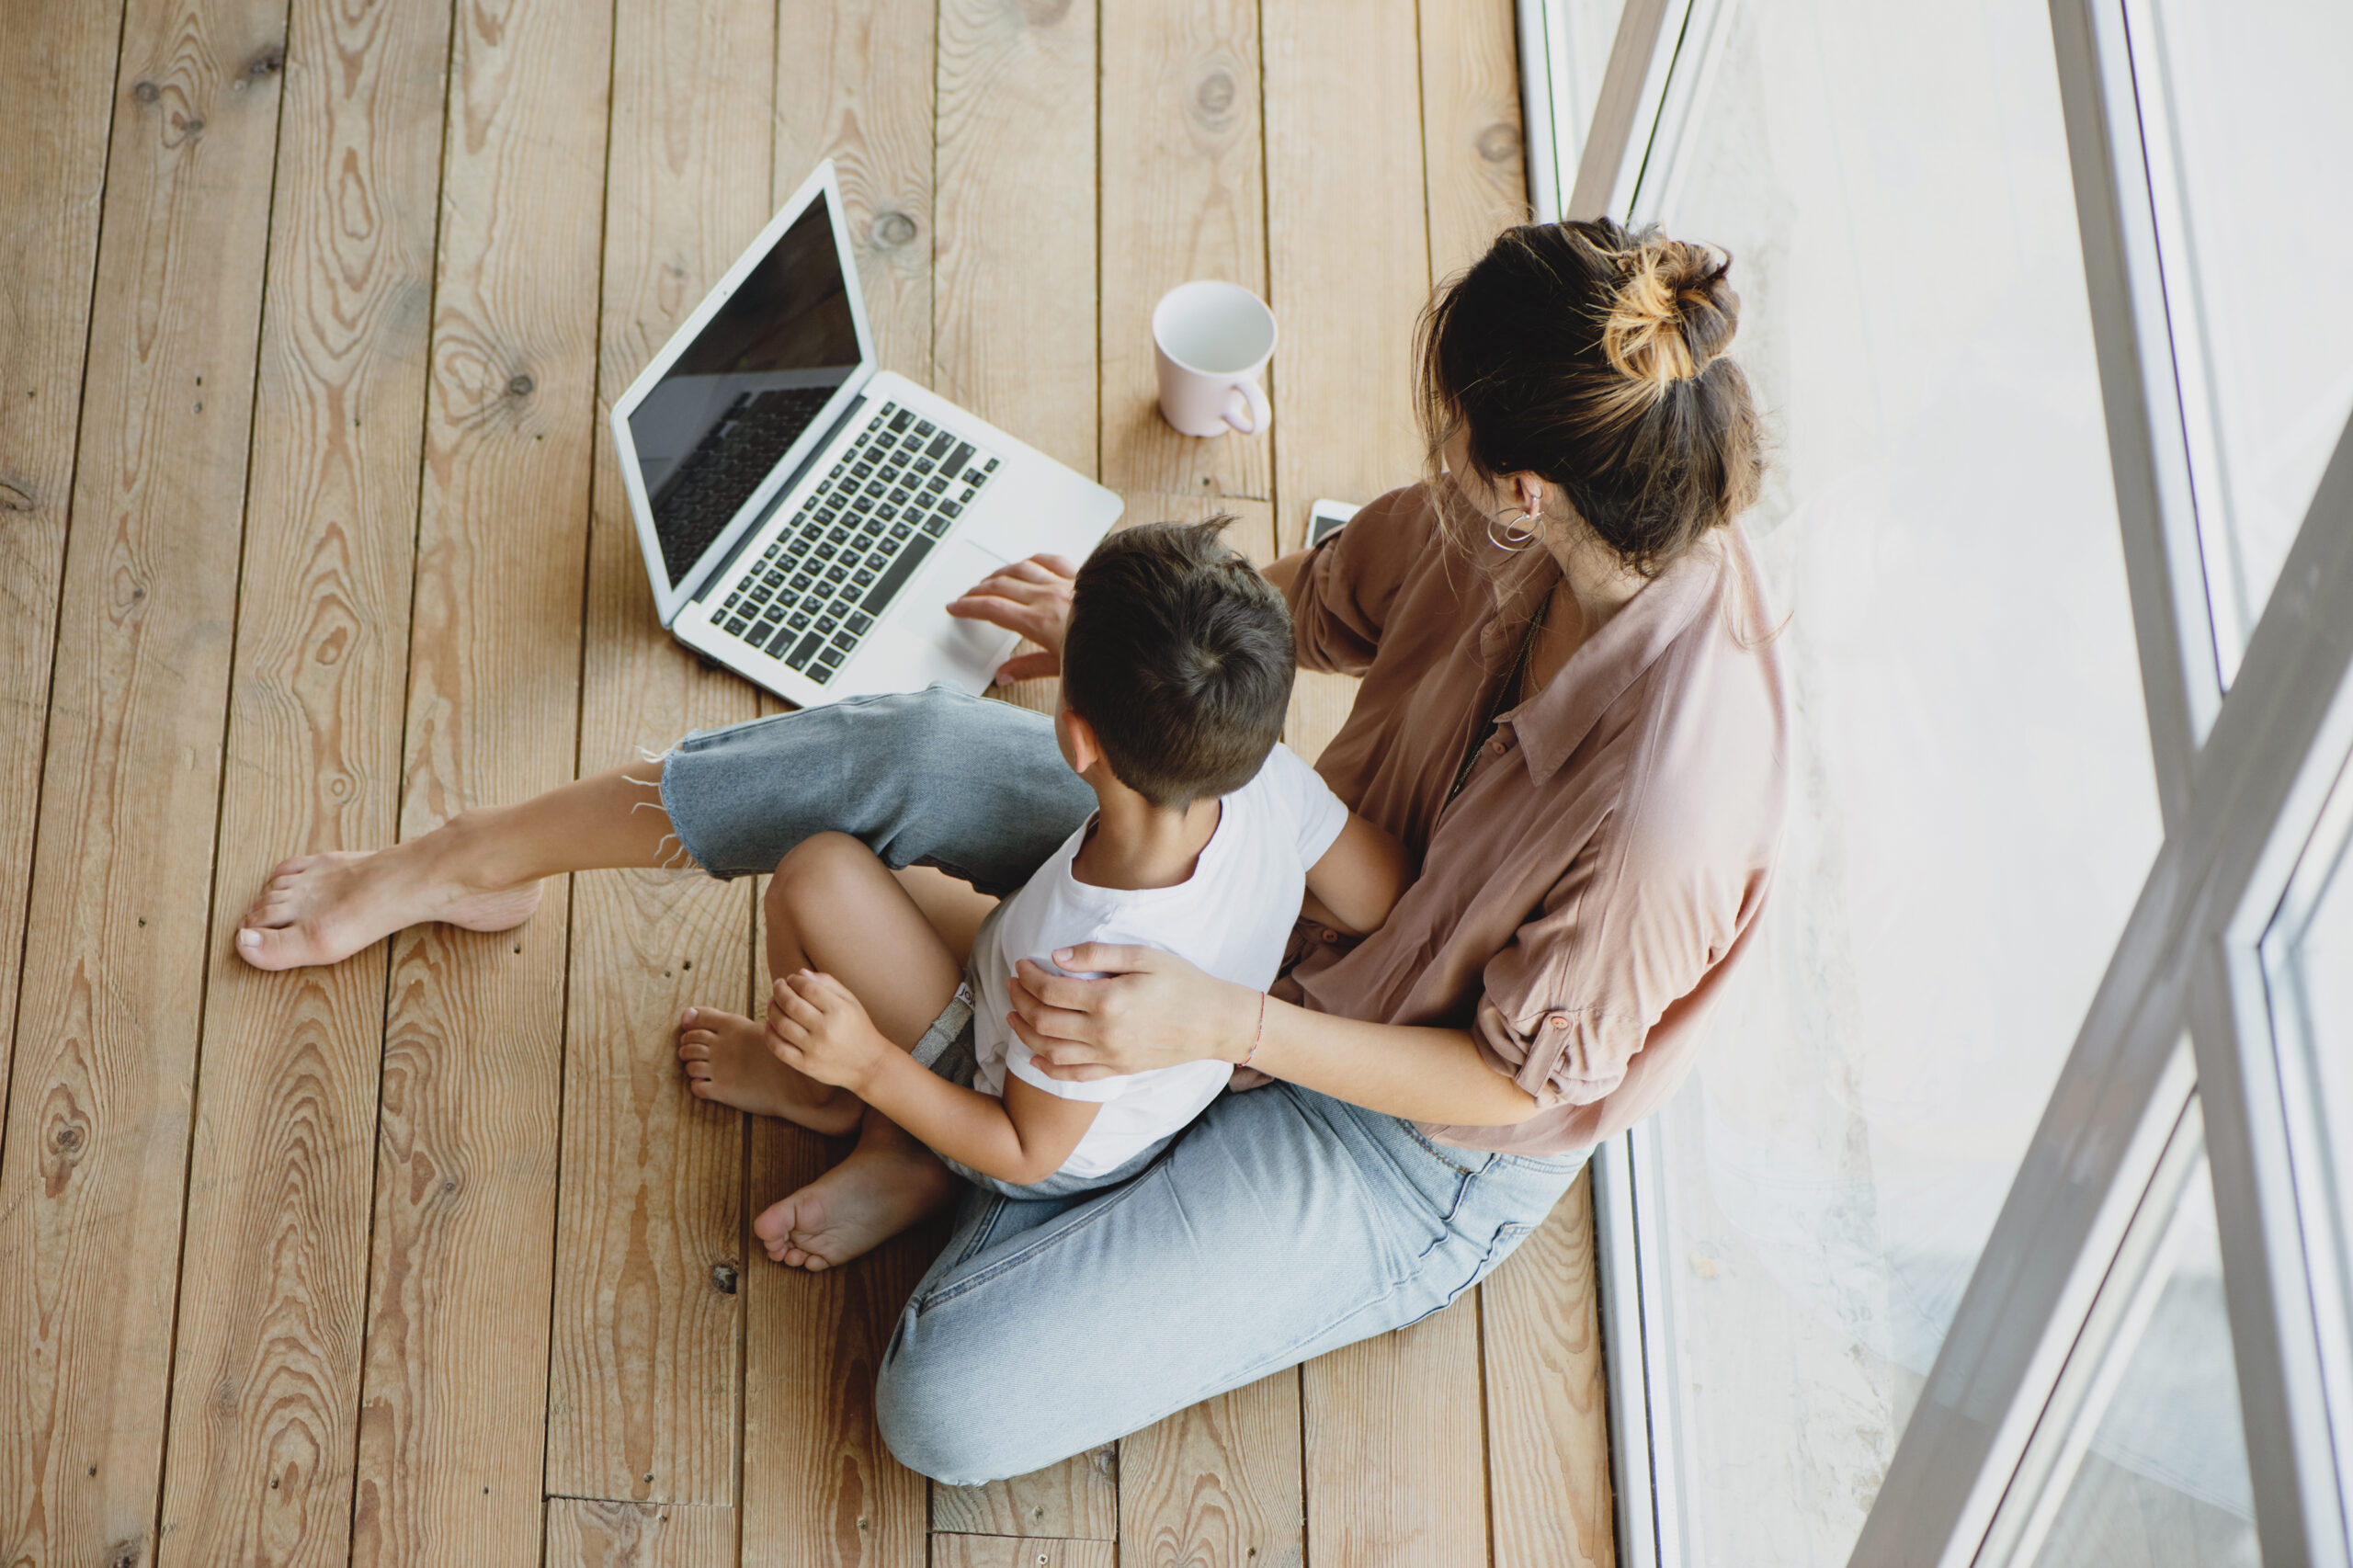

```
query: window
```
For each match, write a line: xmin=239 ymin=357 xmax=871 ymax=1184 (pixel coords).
xmin=1517 ymin=0 xmax=1629 ymax=220
xmin=1520 ymin=0 xmax=2353 ymax=1562
xmin=1608 ymin=0 xmax=2161 ymax=1559
xmin=2128 ymin=0 xmax=2353 ymax=679
xmin=2262 ymin=749 xmax=2353 ymax=1494
xmin=2025 ymin=1142 xmax=2258 ymax=1567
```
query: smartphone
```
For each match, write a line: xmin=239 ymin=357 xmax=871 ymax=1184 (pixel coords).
xmin=1307 ymin=498 xmax=1359 ymax=547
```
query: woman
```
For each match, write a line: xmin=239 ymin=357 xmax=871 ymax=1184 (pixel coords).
xmin=234 ymin=218 xmax=1786 ymax=1483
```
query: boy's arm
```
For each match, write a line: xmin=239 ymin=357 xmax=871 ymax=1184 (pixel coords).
xmin=769 ymin=971 xmax=1097 ymax=1186
xmin=855 ymin=1051 xmax=1098 ymax=1185
xmin=1302 ymin=812 xmax=1412 ymax=936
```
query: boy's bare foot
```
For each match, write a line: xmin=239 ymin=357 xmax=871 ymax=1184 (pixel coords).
xmin=676 ymin=1006 xmax=862 ymax=1135
xmin=752 ymin=1140 xmax=956 ymax=1270
xmin=234 ymin=842 xmax=542 ymax=971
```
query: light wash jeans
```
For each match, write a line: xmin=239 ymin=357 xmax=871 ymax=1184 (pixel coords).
xmin=661 ymin=686 xmax=1588 ymax=1484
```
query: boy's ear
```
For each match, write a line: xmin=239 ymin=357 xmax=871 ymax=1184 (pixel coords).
xmin=1057 ymin=705 xmax=1104 ymax=776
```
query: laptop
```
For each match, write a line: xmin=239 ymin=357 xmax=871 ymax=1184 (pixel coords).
xmin=612 ymin=161 xmax=1123 ymax=706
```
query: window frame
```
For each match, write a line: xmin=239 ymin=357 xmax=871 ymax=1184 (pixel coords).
xmin=1515 ymin=0 xmax=2353 ymax=1562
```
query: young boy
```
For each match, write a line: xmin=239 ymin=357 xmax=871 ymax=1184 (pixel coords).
xmin=708 ymin=519 xmax=1408 ymax=1262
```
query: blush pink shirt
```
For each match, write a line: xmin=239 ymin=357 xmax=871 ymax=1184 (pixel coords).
xmin=1277 ymin=482 xmax=1788 ymax=1155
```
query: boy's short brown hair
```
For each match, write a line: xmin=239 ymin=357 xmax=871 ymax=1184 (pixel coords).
xmin=1060 ymin=518 xmax=1295 ymax=809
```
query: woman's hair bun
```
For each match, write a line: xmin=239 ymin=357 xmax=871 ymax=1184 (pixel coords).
xmin=1600 ymin=233 xmax=1739 ymax=392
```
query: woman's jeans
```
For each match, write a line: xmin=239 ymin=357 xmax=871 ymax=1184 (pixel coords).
xmin=661 ymin=686 xmax=1588 ymax=1484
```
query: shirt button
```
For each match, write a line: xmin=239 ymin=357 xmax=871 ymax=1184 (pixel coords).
xmin=1322 ymin=928 xmax=1340 ymax=944
xmin=1489 ymin=737 xmax=1508 ymax=755
xmin=1546 ymin=1014 xmax=1571 ymax=1029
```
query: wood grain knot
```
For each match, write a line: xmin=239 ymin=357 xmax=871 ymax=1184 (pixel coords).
xmin=107 ymin=1538 xmax=142 ymax=1568
xmin=1193 ymin=68 xmax=1236 ymax=120
xmin=133 ymin=81 xmax=160 ymax=105
xmin=506 ymin=374 xmax=534 ymax=397
xmin=1014 ymin=0 xmax=1073 ymax=26
xmin=871 ymin=210 xmax=918 ymax=249
xmin=710 ymin=1262 xmax=739 ymax=1294
xmin=244 ymin=44 xmax=287 ymax=80
xmin=0 ymin=481 xmax=33 ymax=512
xmin=1477 ymin=122 xmax=1520 ymax=164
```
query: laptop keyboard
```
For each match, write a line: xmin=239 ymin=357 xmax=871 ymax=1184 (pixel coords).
xmin=653 ymin=385 xmax=836 ymax=583
xmin=709 ymin=401 xmax=1000 ymax=685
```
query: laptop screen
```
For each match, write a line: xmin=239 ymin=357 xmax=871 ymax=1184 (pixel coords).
xmin=627 ymin=200 xmax=862 ymax=590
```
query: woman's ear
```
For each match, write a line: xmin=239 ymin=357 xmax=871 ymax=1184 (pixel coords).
xmin=1514 ymin=471 xmax=1547 ymax=521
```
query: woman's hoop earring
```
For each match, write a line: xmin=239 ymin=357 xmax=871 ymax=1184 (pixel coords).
xmin=1486 ymin=507 xmax=1540 ymax=552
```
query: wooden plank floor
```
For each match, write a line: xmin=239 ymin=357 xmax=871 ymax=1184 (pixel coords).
xmin=0 ymin=0 xmax=1611 ymax=1563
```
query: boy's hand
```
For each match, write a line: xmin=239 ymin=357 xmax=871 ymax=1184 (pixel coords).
xmin=945 ymin=554 xmax=1075 ymax=685
xmin=767 ymin=971 xmax=890 ymax=1092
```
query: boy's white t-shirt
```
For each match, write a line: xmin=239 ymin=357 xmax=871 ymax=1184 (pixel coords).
xmin=967 ymin=743 xmax=1350 ymax=1177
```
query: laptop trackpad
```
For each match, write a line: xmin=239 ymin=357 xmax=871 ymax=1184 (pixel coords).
xmin=918 ymin=538 xmax=1019 ymax=665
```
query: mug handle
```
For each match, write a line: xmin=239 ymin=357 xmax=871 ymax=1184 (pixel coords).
xmin=1221 ymin=378 xmax=1272 ymax=437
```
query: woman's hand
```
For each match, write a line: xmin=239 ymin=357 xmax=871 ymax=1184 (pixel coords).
xmin=1006 ymin=944 xmax=1260 ymax=1081
xmin=946 ymin=553 xmax=1078 ymax=685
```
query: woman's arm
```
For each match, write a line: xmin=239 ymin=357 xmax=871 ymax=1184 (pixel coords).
xmin=1259 ymin=549 xmax=1311 ymax=594
xmin=1003 ymin=946 xmax=1543 ymax=1127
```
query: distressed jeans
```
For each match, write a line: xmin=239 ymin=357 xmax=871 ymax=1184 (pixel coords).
xmin=660 ymin=686 xmax=1587 ymax=1483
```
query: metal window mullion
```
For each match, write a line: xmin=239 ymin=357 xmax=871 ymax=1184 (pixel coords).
xmin=1563 ymin=0 xmax=1687 ymax=221
xmin=2047 ymin=0 xmax=2225 ymax=830
xmin=1845 ymin=903 xmax=2203 ymax=1568
xmin=2191 ymin=937 xmax=2350 ymax=1566
xmin=1592 ymin=1131 xmax=1672 ymax=1567
xmin=1518 ymin=1 xmax=1567 ymax=223
xmin=1982 ymin=1083 xmax=2208 ymax=1568
xmin=1622 ymin=0 xmax=1732 ymax=225
xmin=1550 ymin=6 xmax=1720 ymax=1562
xmin=2187 ymin=415 xmax=2353 ymax=1567
xmin=1849 ymin=412 xmax=2353 ymax=1568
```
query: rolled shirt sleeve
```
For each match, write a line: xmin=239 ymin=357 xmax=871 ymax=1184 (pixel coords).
xmin=1283 ymin=485 xmax=1440 ymax=676
xmin=1469 ymin=829 xmax=1754 ymax=1109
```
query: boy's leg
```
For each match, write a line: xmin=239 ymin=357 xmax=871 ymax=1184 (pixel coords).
xmin=676 ymin=834 xmax=972 ymax=1132
xmin=675 ymin=832 xmax=974 ymax=1267
xmin=890 ymin=864 xmax=1000 ymax=966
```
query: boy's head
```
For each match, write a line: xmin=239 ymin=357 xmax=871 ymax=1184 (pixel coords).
xmin=1058 ymin=517 xmax=1295 ymax=811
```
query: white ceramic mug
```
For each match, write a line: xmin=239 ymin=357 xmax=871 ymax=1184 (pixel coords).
xmin=1152 ymin=280 xmax=1276 ymax=437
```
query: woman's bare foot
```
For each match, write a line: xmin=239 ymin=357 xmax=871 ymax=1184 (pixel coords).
xmin=752 ymin=1138 xmax=956 ymax=1270
xmin=234 ymin=837 xmax=542 ymax=971
xmin=675 ymin=1006 xmax=862 ymax=1135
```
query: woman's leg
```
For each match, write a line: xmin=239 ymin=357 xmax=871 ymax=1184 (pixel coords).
xmin=870 ymin=1085 xmax=1587 ymax=1484
xmin=233 ymin=763 xmax=674 ymax=969
xmin=235 ymin=685 xmax=1093 ymax=971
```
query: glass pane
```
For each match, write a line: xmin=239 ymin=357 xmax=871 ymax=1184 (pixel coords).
xmin=2272 ymin=765 xmax=2353 ymax=1460
xmin=1553 ymin=0 xmax=1627 ymax=149
xmin=1632 ymin=1 xmax=2165 ymax=1561
xmin=2138 ymin=0 xmax=2353 ymax=673
xmin=2028 ymin=1155 xmax=2261 ymax=1568
xmin=2285 ymin=802 xmax=2353 ymax=1241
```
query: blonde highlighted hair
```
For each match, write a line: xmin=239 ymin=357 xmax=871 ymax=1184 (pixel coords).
xmin=1418 ymin=218 xmax=1762 ymax=577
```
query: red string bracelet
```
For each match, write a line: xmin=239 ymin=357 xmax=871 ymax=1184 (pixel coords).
xmin=1239 ymin=991 xmax=1267 ymax=1068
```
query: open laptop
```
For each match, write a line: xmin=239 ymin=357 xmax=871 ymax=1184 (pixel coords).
xmin=612 ymin=161 xmax=1122 ymax=705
